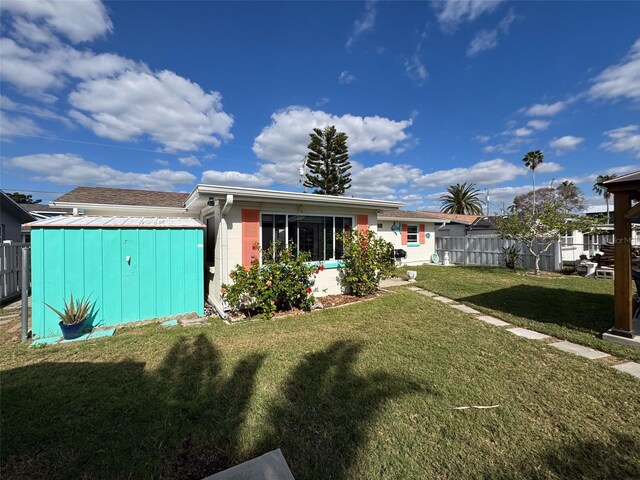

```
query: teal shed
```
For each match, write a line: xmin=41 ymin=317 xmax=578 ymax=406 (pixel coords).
xmin=29 ymin=216 xmax=205 ymax=338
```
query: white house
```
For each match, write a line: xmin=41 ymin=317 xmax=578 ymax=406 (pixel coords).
xmin=49 ymin=185 xmax=404 ymax=315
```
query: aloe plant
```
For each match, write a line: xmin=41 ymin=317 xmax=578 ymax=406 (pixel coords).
xmin=45 ymin=293 xmax=95 ymax=325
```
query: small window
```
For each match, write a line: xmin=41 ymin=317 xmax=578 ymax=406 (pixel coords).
xmin=377 ymin=223 xmax=383 ymax=229
xmin=407 ymin=225 xmax=418 ymax=243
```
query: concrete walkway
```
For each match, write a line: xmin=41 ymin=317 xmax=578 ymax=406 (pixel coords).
xmin=399 ymin=284 xmax=640 ymax=381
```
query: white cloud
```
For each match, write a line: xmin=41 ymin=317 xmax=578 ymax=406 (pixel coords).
xmin=523 ymin=100 xmax=568 ymax=117
xmin=536 ymin=161 xmax=563 ymax=173
xmin=1 ymin=95 xmax=72 ymax=127
xmin=69 ymin=70 xmax=234 ymax=152
xmin=0 ymin=37 xmax=137 ymax=97
xmin=0 ymin=110 xmax=44 ymax=137
xmin=432 ymin=0 xmax=504 ymax=31
xmin=601 ymin=125 xmax=640 ymax=157
xmin=253 ymin=106 xmax=413 ymax=166
xmin=475 ymin=134 xmax=491 ymax=143
xmin=404 ymin=54 xmax=428 ymax=84
xmin=346 ymin=0 xmax=377 ymax=49
xmin=201 ymin=170 xmax=272 ymax=188
xmin=350 ymin=161 xmax=422 ymax=196
xmin=514 ymin=127 xmax=533 ymax=137
xmin=589 ymin=39 xmax=640 ymax=102
xmin=0 ymin=0 xmax=112 ymax=43
xmin=178 ymin=156 xmax=202 ymax=167
xmin=3 ymin=153 xmax=195 ymax=190
xmin=498 ymin=8 xmax=517 ymax=34
xmin=339 ymin=71 xmax=355 ymax=84
xmin=549 ymin=135 xmax=584 ymax=151
xmin=527 ymin=119 xmax=550 ymax=130
xmin=485 ymin=185 xmax=534 ymax=208
xmin=467 ymin=30 xmax=498 ymax=57
xmin=154 ymin=159 xmax=170 ymax=166
xmin=413 ymin=158 xmax=524 ymax=188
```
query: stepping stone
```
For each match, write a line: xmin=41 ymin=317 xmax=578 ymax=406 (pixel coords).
xmin=418 ymin=290 xmax=436 ymax=297
xmin=407 ymin=286 xmax=423 ymax=291
xmin=451 ymin=304 xmax=481 ymax=315
xmin=613 ymin=362 xmax=640 ymax=380
xmin=506 ymin=327 xmax=549 ymax=340
xmin=549 ymin=341 xmax=610 ymax=359
xmin=477 ymin=315 xmax=510 ymax=327
xmin=205 ymin=448 xmax=294 ymax=480
xmin=433 ymin=296 xmax=454 ymax=304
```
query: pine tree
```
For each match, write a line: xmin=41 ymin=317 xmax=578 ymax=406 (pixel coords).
xmin=303 ymin=125 xmax=352 ymax=195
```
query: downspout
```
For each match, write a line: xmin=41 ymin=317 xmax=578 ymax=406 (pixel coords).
xmin=210 ymin=194 xmax=233 ymax=319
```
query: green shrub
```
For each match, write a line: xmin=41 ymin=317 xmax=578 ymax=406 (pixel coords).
xmin=222 ymin=242 xmax=319 ymax=319
xmin=337 ymin=230 xmax=395 ymax=296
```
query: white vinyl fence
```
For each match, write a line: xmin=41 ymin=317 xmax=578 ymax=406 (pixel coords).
xmin=435 ymin=235 xmax=562 ymax=271
xmin=1 ymin=241 xmax=29 ymax=304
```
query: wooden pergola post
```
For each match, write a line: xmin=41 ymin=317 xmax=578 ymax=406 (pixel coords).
xmin=612 ymin=191 xmax=633 ymax=337
xmin=602 ymin=171 xmax=640 ymax=343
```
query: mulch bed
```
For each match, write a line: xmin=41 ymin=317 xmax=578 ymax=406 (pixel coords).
xmin=227 ymin=290 xmax=389 ymax=323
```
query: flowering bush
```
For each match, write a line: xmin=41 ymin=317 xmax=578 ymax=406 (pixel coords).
xmin=337 ymin=229 xmax=395 ymax=296
xmin=222 ymin=242 xmax=318 ymax=319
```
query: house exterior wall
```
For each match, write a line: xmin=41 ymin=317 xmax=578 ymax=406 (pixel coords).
xmin=377 ymin=220 xmax=437 ymax=266
xmin=1 ymin=207 xmax=26 ymax=242
xmin=31 ymin=227 xmax=204 ymax=338
xmin=211 ymin=201 xmax=380 ymax=300
xmin=435 ymin=223 xmax=467 ymax=237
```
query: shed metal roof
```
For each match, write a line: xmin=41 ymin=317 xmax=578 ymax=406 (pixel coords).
xmin=24 ymin=216 xmax=205 ymax=229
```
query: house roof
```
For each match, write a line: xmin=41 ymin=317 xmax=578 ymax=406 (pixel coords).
xmin=19 ymin=203 xmax=70 ymax=214
xmin=24 ymin=216 xmax=204 ymax=229
xmin=186 ymin=184 xmax=404 ymax=210
xmin=53 ymin=186 xmax=189 ymax=208
xmin=469 ymin=216 xmax=498 ymax=229
xmin=603 ymin=170 xmax=640 ymax=185
xmin=378 ymin=209 xmax=479 ymax=225
xmin=0 ymin=192 xmax=36 ymax=224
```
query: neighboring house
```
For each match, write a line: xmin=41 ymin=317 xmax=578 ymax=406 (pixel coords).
xmin=0 ymin=192 xmax=35 ymax=242
xmin=377 ymin=210 xmax=455 ymax=265
xmin=19 ymin=203 xmax=71 ymax=220
xmin=429 ymin=212 xmax=480 ymax=237
xmin=26 ymin=185 xmax=403 ymax=338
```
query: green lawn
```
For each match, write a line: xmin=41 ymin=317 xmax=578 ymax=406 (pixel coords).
xmin=2 ymin=290 xmax=639 ymax=479
xmin=399 ymin=265 xmax=640 ymax=362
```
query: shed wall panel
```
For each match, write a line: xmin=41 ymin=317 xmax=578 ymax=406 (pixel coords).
xmin=31 ymin=227 xmax=204 ymax=338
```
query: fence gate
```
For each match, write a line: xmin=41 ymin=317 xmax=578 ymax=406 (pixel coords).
xmin=435 ymin=235 xmax=561 ymax=271
xmin=1 ymin=242 xmax=30 ymax=305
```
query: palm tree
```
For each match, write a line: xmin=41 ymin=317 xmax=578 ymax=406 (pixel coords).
xmin=593 ymin=174 xmax=617 ymax=221
xmin=522 ymin=150 xmax=544 ymax=215
xmin=439 ymin=182 xmax=484 ymax=215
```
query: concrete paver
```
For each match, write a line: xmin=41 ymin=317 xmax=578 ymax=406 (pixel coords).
xmin=613 ymin=362 xmax=640 ymax=380
xmin=506 ymin=327 xmax=550 ymax=340
xmin=476 ymin=315 xmax=510 ymax=327
xmin=549 ymin=341 xmax=610 ymax=360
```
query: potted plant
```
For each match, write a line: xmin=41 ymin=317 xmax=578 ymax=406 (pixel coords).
xmin=501 ymin=244 xmax=522 ymax=270
xmin=45 ymin=293 xmax=94 ymax=340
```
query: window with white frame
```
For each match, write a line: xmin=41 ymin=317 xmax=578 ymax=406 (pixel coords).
xmin=407 ymin=224 xmax=418 ymax=244
xmin=261 ymin=214 xmax=353 ymax=261
xmin=561 ymin=230 xmax=574 ymax=246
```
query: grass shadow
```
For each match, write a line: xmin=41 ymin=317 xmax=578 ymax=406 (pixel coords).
xmin=251 ymin=340 xmax=429 ymax=479
xmin=1 ymin=333 xmax=265 ymax=479
xmin=481 ymin=432 xmax=640 ymax=479
xmin=461 ymin=285 xmax=614 ymax=335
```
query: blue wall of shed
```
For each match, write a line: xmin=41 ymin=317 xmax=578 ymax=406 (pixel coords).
xmin=31 ymin=227 xmax=204 ymax=338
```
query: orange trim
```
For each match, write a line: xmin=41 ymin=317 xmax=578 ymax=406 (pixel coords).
xmin=401 ymin=224 xmax=408 ymax=245
xmin=419 ymin=224 xmax=426 ymax=244
xmin=242 ymin=209 xmax=260 ymax=269
xmin=357 ymin=214 xmax=369 ymax=232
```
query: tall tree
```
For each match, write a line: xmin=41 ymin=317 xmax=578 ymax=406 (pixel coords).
xmin=7 ymin=192 xmax=42 ymax=204
xmin=593 ymin=174 xmax=617 ymax=221
xmin=522 ymin=150 xmax=544 ymax=215
xmin=303 ymin=125 xmax=352 ymax=195
xmin=439 ymin=182 xmax=484 ymax=216
xmin=512 ymin=183 xmax=586 ymax=214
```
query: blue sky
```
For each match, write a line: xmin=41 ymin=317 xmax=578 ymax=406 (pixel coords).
xmin=1 ymin=0 xmax=638 ymax=211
